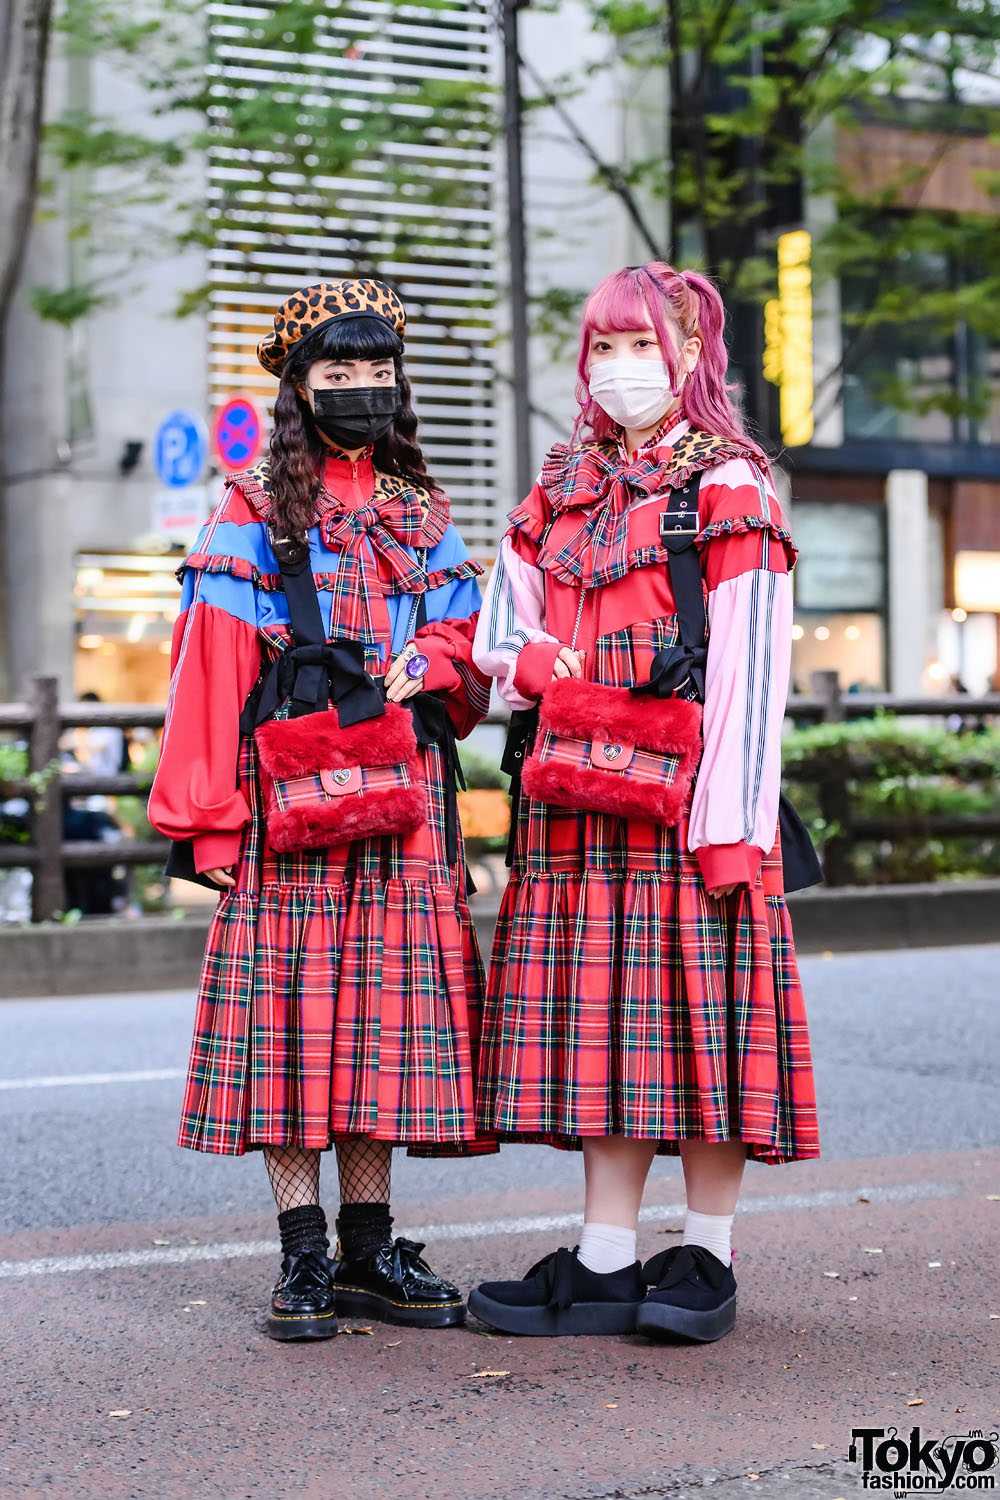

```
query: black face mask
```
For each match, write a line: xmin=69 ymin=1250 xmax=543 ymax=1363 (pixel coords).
xmin=309 ymin=385 xmax=402 ymax=449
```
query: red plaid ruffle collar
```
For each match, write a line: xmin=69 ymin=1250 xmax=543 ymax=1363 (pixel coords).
xmin=229 ymin=458 xmax=450 ymax=597
xmin=228 ymin=457 xmax=450 ymax=643
xmin=511 ymin=426 xmax=753 ymax=589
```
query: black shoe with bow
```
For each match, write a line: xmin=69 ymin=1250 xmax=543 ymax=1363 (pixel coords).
xmin=267 ymin=1248 xmax=339 ymax=1342
xmin=333 ymin=1236 xmax=466 ymax=1327
xmin=636 ymin=1244 xmax=737 ymax=1343
xmin=468 ymin=1247 xmax=643 ymax=1336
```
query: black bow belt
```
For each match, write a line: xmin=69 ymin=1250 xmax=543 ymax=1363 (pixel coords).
xmin=240 ymin=638 xmax=385 ymax=735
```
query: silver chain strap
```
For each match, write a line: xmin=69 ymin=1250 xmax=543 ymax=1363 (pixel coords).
xmin=403 ymin=548 xmax=429 ymax=644
xmin=570 ymin=586 xmax=587 ymax=652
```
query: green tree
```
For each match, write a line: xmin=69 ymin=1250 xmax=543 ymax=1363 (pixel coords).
xmin=527 ymin=0 xmax=1000 ymax=437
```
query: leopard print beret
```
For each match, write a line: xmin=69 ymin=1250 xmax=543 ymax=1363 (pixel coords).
xmin=257 ymin=278 xmax=406 ymax=375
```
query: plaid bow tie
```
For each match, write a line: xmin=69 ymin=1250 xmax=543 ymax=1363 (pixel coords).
xmin=544 ymin=456 xmax=674 ymax=588
xmin=319 ymin=491 xmax=437 ymax=645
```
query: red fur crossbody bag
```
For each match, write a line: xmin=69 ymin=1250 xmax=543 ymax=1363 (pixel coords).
xmin=521 ymin=680 xmax=702 ymax=826
xmin=242 ymin=535 xmax=429 ymax=854
xmin=255 ymin=704 xmax=427 ymax=853
xmin=520 ymin=478 xmax=706 ymax=828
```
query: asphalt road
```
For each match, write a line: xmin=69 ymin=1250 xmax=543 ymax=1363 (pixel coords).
xmin=1 ymin=944 xmax=999 ymax=1499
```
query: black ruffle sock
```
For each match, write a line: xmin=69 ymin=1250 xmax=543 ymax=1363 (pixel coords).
xmin=277 ymin=1204 xmax=330 ymax=1258
xmin=336 ymin=1202 xmax=393 ymax=1261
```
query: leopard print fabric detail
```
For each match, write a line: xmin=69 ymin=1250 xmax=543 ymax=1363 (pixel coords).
xmin=539 ymin=427 xmax=752 ymax=513
xmin=257 ymin=278 xmax=406 ymax=375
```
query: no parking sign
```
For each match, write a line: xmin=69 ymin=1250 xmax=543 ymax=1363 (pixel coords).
xmin=211 ymin=394 xmax=266 ymax=471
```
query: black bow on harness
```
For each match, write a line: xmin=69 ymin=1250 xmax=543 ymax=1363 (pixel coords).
xmin=240 ymin=638 xmax=385 ymax=735
xmin=240 ymin=535 xmax=387 ymax=734
xmin=631 ymin=640 xmax=707 ymax=703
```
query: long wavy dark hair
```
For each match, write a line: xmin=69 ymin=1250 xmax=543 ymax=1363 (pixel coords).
xmin=268 ymin=314 xmax=438 ymax=540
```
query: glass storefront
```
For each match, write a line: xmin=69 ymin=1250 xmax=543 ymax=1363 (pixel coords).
xmin=790 ymin=499 xmax=888 ymax=690
xmin=74 ymin=551 xmax=184 ymax=702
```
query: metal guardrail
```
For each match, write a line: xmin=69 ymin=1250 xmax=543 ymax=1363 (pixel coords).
xmin=3 ymin=671 xmax=1000 ymax=920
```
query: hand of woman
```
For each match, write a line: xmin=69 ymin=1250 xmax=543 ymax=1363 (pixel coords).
xmin=385 ymin=646 xmax=426 ymax=703
xmin=203 ymin=866 xmax=236 ymax=888
xmin=708 ymin=882 xmax=742 ymax=899
xmin=552 ymin=647 xmax=584 ymax=680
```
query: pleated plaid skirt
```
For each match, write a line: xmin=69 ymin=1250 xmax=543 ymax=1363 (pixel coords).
xmin=179 ymin=735 xmax=491 ymax=1155
xmin=475 ymin=622 xmax=820 ymax=1166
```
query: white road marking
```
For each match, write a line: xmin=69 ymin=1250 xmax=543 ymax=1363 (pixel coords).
xmin=0 ymin=1179 xmax=958 ymax=1281
xmin=0 ymin=1068 xmax=185 ymax=1092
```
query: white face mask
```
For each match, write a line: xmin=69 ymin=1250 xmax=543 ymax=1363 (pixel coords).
xmin=587 ymin=356 xmax=679 ymax=429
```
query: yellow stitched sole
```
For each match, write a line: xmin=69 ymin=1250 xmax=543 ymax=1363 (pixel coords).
xmin=335 ymin=1283 xmax=464 ymax=1310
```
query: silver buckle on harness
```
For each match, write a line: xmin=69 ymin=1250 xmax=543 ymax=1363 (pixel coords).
xmin=659 ymin=507 xmax=699 ymax=538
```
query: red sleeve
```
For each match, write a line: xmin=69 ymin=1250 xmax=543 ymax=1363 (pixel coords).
xmin=512 ymin=641 xmax=561 ymax=700
xmin=149 ymin=600 xmax=261 ymax=874
xmin=696 ymin=842 xmax=762 ymax=892
xmin=414 ymin=614 xmax=493 ymax=739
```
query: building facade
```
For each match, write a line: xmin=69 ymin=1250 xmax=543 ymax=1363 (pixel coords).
xmin=2 ymin=1 xmax=506 ymax=702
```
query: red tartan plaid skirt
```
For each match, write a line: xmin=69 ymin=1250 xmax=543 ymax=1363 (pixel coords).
xmin=179 ymin=736 xmax=492 ymax=1156
xmin=475 ymin=621 xmax=820 ymax=1166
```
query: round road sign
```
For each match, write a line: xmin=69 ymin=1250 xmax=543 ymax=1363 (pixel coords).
xmin=212 ymin=394 xmax=266 ymax=471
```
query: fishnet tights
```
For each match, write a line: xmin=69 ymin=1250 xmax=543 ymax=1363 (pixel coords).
xmin=262 ymin=1139 xmax=392 ymax=1213
xmin=263 ymin=1145 xmax=321 ymax=1213
xmin=336 ymin=1137 xmax=392 ymax=1205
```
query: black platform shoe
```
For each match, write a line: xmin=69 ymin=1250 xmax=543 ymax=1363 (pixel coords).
xmin=468 ymin=1247 xmax=643 ymax=1336
xmin=333 ymin=1236 xmax=466 ymax=1328
xmin=636 ymin=1244 xmax=737 ymax=1343
xmin=267 ymin=1248 xmax=339 ymax=1342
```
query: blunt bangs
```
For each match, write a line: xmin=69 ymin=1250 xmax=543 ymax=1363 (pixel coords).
xmin=299 ymin=314 xmax=402 ymax=365
xmin=582 ymin=272 xmax=659 ymax=338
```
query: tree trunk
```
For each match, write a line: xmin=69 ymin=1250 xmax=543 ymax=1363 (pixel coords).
xmin=0 ymin=0 xmax=54 ymax=696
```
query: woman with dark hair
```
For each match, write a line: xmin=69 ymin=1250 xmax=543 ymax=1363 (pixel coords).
xmin=149 ymin=279 xmax=493 ymax=1342
xmin=469 ymin=262 xmax=819 ymax=1342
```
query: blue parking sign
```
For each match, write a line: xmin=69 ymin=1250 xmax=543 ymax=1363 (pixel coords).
xmin=154 ymin=409 xmax=208 ymax=488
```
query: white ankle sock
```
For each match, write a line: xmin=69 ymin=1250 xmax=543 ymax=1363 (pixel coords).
xmin=578 ymin=1221 xmax=637 ymax=1275
xmin=682 ymin=1209 xmax=734 ymax=1266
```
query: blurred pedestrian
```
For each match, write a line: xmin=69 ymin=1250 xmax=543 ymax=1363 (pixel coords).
xmin=470 ymin=262 xmax=819 ymax=1343
xmin=149 ymin=279 xmax=493 ymax=1342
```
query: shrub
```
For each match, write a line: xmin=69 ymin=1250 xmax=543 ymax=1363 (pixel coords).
xmin=782 ymin=717 xmax=1000 ymax=884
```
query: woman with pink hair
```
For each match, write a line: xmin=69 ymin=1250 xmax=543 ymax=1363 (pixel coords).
xmin=470 ymin=263 xmax=819 ymax=1342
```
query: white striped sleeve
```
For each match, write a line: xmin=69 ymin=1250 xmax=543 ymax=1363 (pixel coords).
xmin=472 ymin=534 xmax=559 ymax=710
xmin=688 ymin=567 xmax=793 ymax=856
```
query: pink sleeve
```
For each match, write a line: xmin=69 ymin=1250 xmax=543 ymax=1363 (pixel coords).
xmin=472 ymin=534 xmax=561 ymax=709
xmin=688 ymin=569 xmax=792 ymax=886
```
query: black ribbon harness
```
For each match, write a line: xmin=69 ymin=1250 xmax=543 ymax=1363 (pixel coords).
xmin=239 ymin=530 xmax=466 ymax=866
xmin=503 ymin=473 xmax=821 ymax=892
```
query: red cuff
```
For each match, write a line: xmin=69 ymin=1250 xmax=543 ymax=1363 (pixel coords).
xmin=512 ymin=641 xmax=562 ymax=701
xmin=695 ymin=842 xmax=762 ymax=891
xmin=193 ymin=830 xmax=243 ymax=876
xmin=415 ymin=633 xmax=461 ymax=695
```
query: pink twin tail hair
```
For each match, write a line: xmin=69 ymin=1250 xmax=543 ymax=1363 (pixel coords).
xmin=572 ymin=261 xmax=770 ymax=473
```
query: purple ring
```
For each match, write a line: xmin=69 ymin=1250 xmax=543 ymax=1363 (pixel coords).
xmin=405 ymin=652 xmax=430 ymax=680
